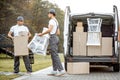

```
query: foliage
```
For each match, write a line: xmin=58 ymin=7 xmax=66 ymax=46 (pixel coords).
xmin=0 ymin=0 xmax=64 ymax=52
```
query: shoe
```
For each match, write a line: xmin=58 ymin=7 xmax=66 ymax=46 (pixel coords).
xmin=47 ymin=71 xmax=57 ymax=76
xmin=25 ymin=72 xmax=32 ymax=76
xmin=13 ymin=72 xmax=19 ymax=74
xmin=55 ymin=70 xmax=65 ymax=76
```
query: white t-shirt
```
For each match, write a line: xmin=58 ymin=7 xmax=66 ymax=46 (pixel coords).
xmin=10 ymin=24 xmax=29 ymax=36
xmin=48 ymin=18 xmax=58 ymax=34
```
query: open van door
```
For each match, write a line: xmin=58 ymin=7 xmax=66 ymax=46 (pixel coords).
xmin=113 ymin=5 xmax=119 ymax=72
xmin=63 ymin=6 xmax=71 ymax=56
xmin=63 ymin=6 xmax=71 ymax=71
xmin=113 ymin=5 xmax=119 ymax=58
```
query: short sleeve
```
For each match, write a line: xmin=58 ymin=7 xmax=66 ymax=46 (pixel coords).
xmin=49 ymin=20 xmax=54 ymax=26
xmin=10 ymin=26 xmax=14 ymax=32
xmin=25 ymin=27 xmax=29 ymax=32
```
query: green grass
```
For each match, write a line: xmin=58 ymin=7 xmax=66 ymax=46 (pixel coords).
xmin=0 ymin=54 xmax=64 ymax=72
xmin=0 ymin=53 xmax=64 ymax=79
xmin=0 ymin=75 xmax=20 ymax=80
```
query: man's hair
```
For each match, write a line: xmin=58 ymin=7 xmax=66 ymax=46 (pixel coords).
xmin=49 ymin=12 xmax=56 ymax=16
xmin=49 ymin=9 xmax=56 ymax=16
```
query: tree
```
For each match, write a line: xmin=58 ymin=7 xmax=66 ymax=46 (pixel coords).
xmin=0 ymin=0 xmax=64 ymax=52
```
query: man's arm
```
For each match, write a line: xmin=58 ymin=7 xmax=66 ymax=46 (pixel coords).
xmin=8 ymin=31 xmax=14 ymax=39
xmin=38 ymin=25 xmax=53 ymax=36
xmin=56 ymin=28 xmax=60 ymax=35
xmin=28 ymin=32 xmax=32 ymax=38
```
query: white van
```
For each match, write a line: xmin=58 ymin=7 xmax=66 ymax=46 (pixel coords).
xmin=63 ymin=5 xmax=120 ymax=72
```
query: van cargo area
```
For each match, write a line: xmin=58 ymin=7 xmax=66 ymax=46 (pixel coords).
xmin=64 ymin=6 xmax=120 ymax=73
xmin=68 ymin=14 xmax=117 ymax=62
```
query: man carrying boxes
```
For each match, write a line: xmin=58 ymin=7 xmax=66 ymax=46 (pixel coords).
xmin=8 ymin=16 xmax=32 ymax=74
xmin=38 ymin=9 xmax=65 ymax=76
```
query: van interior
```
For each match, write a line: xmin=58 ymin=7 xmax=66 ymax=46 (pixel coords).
xmin=69 ymin=13 xmax=115 ymax=55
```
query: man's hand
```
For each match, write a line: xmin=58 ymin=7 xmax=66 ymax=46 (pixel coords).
xmin=11 ymin=37 xmax=14 ymax=40
xmin=8 ymin=31 xmax=14 ymax=40
xmin=38 ymin=33 xmax=43 ymax=36
xmin=28 ymin=32 xmax=32 ymax=38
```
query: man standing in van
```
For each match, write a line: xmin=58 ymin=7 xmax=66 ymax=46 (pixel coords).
xmin=38 ymin=9 xmax=65 ymax=76
xmin=8 ymin=16 xmax=32 ymax=74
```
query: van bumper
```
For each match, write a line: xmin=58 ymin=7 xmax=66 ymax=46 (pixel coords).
xmin=66 ymin=56 xmax=118 ymax=63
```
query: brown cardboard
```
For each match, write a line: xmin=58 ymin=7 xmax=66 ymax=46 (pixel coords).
xmin=67 ymin=62 xmax=89 ymax=74
xmin=77 ymin=22 xmax=83 ymax=27
xmin=76 ymin=27 xmax=84 ymax=32
xmin=102 ymin=38 xmax=113 ymax=56
xmin=73 ymin=32 xmax=87 ymax=56
xmin=14 ymin=36 xmax=29 ymax=56
xmin=87 ymin=46 xmax=102 ymax=56
xmin=19 ymin=31 xmax=28 ymax=36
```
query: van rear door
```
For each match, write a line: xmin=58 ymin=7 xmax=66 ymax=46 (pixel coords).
xmin=113 ymin=5 xmax=119 ymax=57
xmin=64 ymin=6 xmax=71 ymax=56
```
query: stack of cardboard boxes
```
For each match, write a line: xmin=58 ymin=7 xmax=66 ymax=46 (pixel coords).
xmin=67 ymin=21 xmax=113 ymax=74
xmin=67 ymin=22 xmax=89 ymax=74
xmin=73 ymin=22 xmax=87 ymax=56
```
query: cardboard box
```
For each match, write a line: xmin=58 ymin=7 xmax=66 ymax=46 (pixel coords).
xmin=14 ymin=36 xmax=29 ymax=56
xmin=76 ymin=27 xmax=84 ymax=32
xmin=102 ymin=37 xmax=113 ymax=56
xmin=73 ymin=32 xmax=87 ymax=56
xmin=77 ymin=22 xmax=83 ymax=27
xmin=19 ymin=31 xmax=28 ymax=36
xmin=67 ymin=62 xmax=89 ymax=74
xmin=87 ymin=46 xmax=102 ymax=56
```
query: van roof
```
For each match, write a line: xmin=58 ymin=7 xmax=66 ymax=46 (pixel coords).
xmin=70 ymin=13 xmax=114 ymax=17
xmin=70 ymin=13 xmax=114 ymax=25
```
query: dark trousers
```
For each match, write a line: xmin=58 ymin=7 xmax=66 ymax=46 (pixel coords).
xmin=14 ymin=55 xmax=32 ymax=73
xmin=49 ymin=34 xmax=63 ymax=71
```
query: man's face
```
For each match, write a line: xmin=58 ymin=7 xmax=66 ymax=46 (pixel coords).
xmin=17 ymin=20 xmax=24 ymax=26
xmin=48 ymin=13 xmax=52 ymax=18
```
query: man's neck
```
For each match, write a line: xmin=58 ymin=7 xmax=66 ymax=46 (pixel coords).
xmin=51 ymin=16 xmax=55 ymax=19
xmin=17 ymin=24 xmax=23 ymax=26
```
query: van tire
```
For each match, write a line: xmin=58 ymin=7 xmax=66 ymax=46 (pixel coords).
xmin=64 ymin=59 xmax=67 ymax=71
xmin=113 ymin=64 xmax=119 ymax=72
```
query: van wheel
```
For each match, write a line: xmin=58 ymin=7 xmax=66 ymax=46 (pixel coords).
xmin=64 ymin=57 xmax=67 ymax=71
xmin=113 ymin=64 xmax=119 ymax=72
xmin=65 ymin=62 xmax=67 ymax=71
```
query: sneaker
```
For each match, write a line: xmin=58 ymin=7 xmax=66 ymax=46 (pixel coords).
xmin=47 ymin=71 xmax=57 ymax=76
xmin=55 ymin=70 xmax=65 ymax=76
xmin=25 ymin=72 xmax=32 ymax=76
xmin=13 ymin=72 xmax=19 ymax=74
